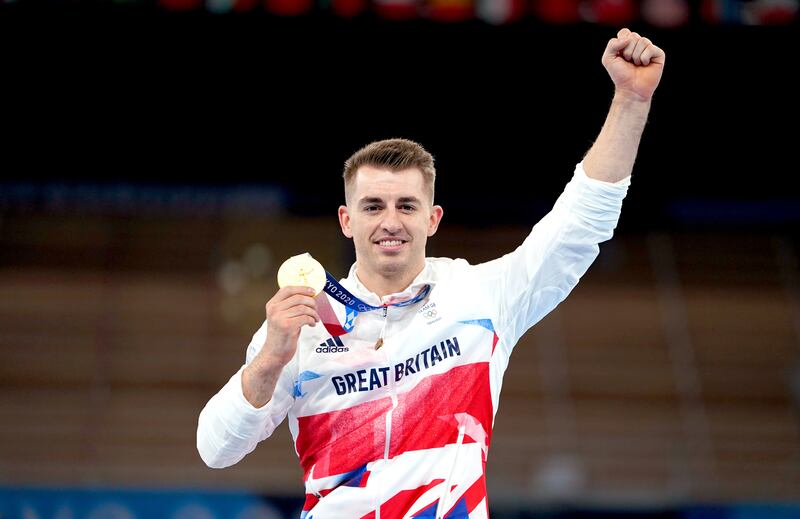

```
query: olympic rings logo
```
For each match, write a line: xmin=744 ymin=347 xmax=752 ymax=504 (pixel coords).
xmin=423 ymin=310 xmax=437 ymax=318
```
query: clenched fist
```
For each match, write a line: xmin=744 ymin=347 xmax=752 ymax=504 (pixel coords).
xmin=603 ymin=28 xmax=666 ymax=101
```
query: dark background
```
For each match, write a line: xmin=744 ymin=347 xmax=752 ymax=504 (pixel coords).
xmin=2 ymin=5 xmax=800 ymax=518
xmin=2 ymin=5 xmax=798 ymax=231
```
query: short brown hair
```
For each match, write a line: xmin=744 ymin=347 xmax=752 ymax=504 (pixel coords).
xmin=343 ymin=138 xmax=436 ymax=204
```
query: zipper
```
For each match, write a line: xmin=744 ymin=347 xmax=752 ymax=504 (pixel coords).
xmin=379 ymin=305 xmax=396 ymax=461
xmin=375 ymin=305 xmax=397 ymax=517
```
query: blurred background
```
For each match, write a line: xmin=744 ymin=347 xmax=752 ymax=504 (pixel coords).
xmin=1 ymin=0 xmax=799 ymax=518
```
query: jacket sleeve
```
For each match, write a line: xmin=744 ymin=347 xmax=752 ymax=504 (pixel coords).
xmin=470 ymin=162 xmax=630 ymax=353
xmin=196 ymin=320 xmax=297 ymax=468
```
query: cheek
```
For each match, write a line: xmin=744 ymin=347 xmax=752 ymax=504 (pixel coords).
xmin=352 ymin=222 xmax=371 ymax=241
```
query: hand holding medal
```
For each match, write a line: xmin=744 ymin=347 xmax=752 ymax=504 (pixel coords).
xmin=275 ymin=252 xmax=431 ymax=348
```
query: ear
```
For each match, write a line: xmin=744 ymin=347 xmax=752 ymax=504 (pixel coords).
xmin=338 ymin=205 xmax=353 ymax=238
xmin=428 ymin=205 xmax=444 ymax=237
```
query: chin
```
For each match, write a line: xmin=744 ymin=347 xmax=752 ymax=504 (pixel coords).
xmin=377 ymin=260 xmax=404 ymax=275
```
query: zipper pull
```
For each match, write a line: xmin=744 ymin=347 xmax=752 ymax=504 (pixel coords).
xmin=375 ymin=306 xmax=388 ymax=350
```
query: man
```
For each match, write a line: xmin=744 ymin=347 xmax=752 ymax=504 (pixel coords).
xmin=198 ymin=28 xmax=665 ymax=518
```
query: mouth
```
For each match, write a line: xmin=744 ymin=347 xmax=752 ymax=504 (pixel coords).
xmin=374 ymin=238 xmax=407 ymax=252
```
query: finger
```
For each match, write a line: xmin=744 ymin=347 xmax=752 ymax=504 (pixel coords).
xmin=617 ymin=27 xmax=632 ymax=39
xmin=642 ymin=44 xmax=666 ymax=66
xmin=622 ymin=32 xmax=640 ymax=61
xmin=276 ymin=285 xmax=318 ymax=299
xmin=286 ymin=315 xmax=318 ymax=329
xmin=632 ymin=37 xmax=652 ymax=66
xmin=640 ymin=44 xmax=654 ymax=66
xmin=282 ymin=305 xmax=321 ymax=323
xmin=272 ymin=302 xmax=320 ymax=326
xmin=274 ymin=293 xmax=318 ymax=312
xmin=268 ymin=286 xmax=318 ymax=309
xmin=267 ymin=293 xmax=318 ymax=321
xmin=607 ymin=36 xmax=630 ymax=56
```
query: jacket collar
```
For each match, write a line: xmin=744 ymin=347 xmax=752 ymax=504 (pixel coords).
xmin=342 ymin=259 xmax=437 ymax=308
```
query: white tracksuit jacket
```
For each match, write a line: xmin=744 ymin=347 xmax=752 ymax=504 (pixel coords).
xmin=197 ymin=163 xmax=630 ymax=518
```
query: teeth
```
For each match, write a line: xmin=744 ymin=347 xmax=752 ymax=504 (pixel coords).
xmin=379 ymin=240 xmax=403 ymax=247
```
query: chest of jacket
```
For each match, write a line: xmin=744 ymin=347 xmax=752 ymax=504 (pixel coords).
xmin=291 ymin=289 xmax=499 ymax=419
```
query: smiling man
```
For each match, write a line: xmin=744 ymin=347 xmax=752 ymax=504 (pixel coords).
xmin=339 ymin=157 xmax=443 ymax=297
xmin=198 ymin=28 xmax=665 ymax=518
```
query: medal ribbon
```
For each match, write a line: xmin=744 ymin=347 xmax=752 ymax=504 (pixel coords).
xmin=316 ymin=272 xmax=431 ymax=337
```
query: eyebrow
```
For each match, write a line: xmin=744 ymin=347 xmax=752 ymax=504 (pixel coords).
xmin=397 ymin=197 xmax=422 ymax=205
xmin=357 ymin=196 xmax=422 ymax=207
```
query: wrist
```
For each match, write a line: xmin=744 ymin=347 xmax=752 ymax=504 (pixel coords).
xmin=613 ymin=89 xmax=653 ymax=106
xmin=245 ymin=352 xmax=287 ymax=378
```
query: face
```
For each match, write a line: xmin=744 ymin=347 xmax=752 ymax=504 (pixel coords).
xmin=338 ymin=166 xmax=443 ymax=287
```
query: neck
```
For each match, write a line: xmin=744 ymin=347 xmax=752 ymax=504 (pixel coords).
xmin=357 ymin=262 xmax=425 ymax=298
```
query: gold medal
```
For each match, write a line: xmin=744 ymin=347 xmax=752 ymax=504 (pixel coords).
xmin=277 ymin=253 xmax=326 ymax=296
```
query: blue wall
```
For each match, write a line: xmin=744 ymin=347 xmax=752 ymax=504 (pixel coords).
xmin=3 ymin=487 xmax=800 ymax=519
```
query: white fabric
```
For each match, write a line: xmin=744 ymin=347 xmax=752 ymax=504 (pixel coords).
xmin=197 ymin=163 xmax=630 ymax=517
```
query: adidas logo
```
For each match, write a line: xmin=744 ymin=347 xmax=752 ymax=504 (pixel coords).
xmin=316 ymin=336 xmax=349 ymax=353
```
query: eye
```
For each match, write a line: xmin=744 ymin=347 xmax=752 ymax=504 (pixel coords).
xmin=364 ymin=205 xmax=380 ymax=213
xmin=400 ymin=204 xmax=416 ymax=212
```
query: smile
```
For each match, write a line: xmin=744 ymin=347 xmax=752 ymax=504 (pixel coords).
xmin=377 ymin=240 xmax=405 ymax=247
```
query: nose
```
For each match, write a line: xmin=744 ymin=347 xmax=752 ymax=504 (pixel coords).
xmin=381 ymin=207 xmax=403 ymax=234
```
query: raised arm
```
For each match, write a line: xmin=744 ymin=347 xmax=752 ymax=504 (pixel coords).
xmin=583 ymin=28 xmax=666 ymax=183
